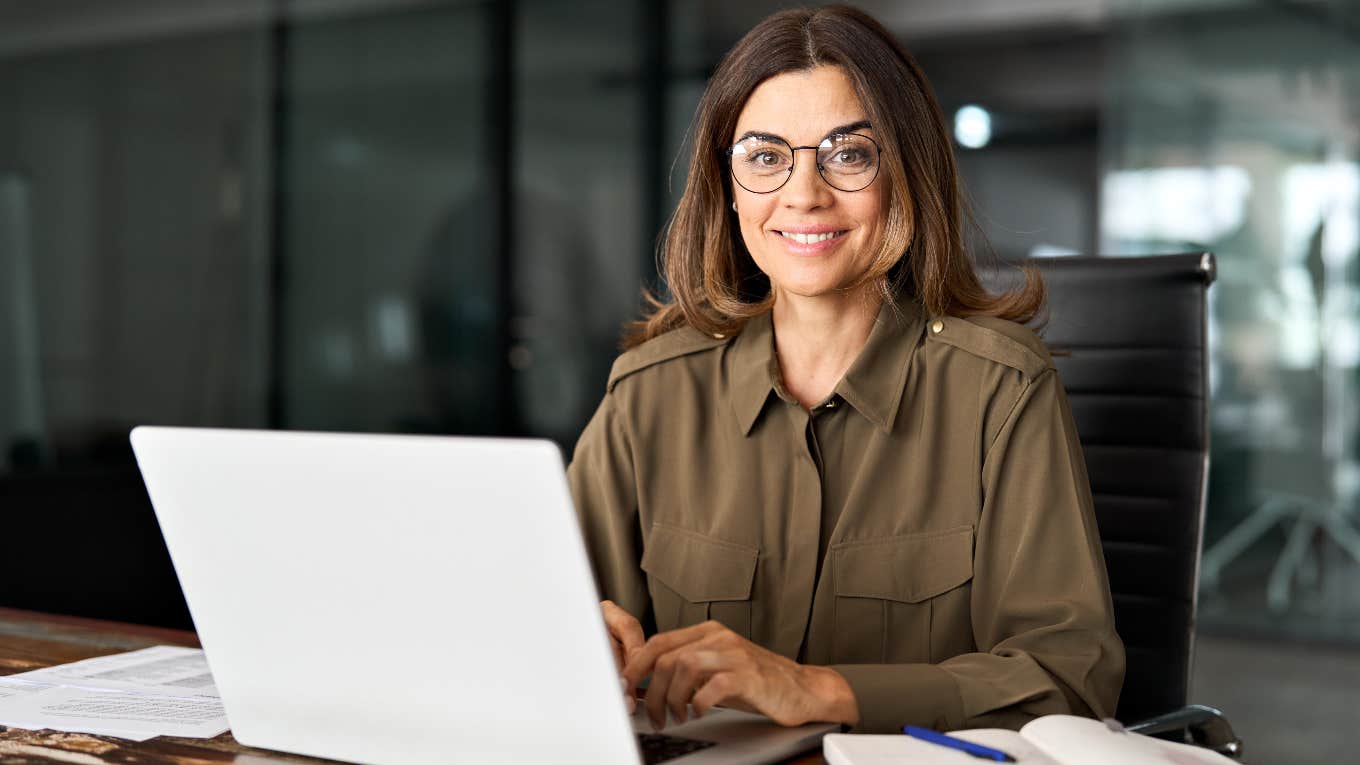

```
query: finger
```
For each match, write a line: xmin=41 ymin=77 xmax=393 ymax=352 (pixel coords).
xmin=690 ymin=671 xmax=738 ymax=718
xmin=615 ymin=613 xmax=646 ymax=662
xmin=601 ymin=601 xmax=644 ymax=675
xmin=623 ymin=621 xmax=721 ymax=688
xmin=620 ymin=675 xmax=636 ymax=714
xmin=602 ymin=603 xmax=646 ymax=663
xmin=609 ymin=636 xmax=624 ymax=672
xmin=666 ymin=653 xmax=695 ymax=725
xmin=645 ymin=650 xmax=681 ymax=731
xmin=666 ymin=649 xmax=725 ymax=724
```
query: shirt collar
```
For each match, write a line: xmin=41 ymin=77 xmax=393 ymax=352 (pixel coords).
xmin=725 ymin=297 xmax=926 ymax=436
xmin=727 ymin=310 xmax=780 ymax=437
xmin=835 ymin=297 xmax=924 ymax=433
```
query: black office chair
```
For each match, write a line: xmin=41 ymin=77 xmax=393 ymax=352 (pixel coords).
xmin=981 ymin=253 xmax=1241 ymax=757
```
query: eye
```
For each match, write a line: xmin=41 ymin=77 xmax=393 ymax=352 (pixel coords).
xmin=738 ymin=146 xmax=791 ymax=174
xmin=822 ymin=136 xmax=877 ymax=172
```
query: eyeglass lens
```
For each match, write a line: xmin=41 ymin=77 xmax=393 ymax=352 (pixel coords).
xmin=729 ymin=133 xmax=879 ymax=193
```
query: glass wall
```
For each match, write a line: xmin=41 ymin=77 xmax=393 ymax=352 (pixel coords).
xmin=511 ymin=0 xmax=649 ymax=442
xmin=1103 ymin=0 xmax=1360 ymax=642
xmin=0 ymin=23 xmax=274 ymax=453
xmin=0 ymin=18 xmax=275 ymax=626
xmin=0 ymin=0 xmax=658 ymax=627
xmin=280 ymin=3 xmax=496 ymax=435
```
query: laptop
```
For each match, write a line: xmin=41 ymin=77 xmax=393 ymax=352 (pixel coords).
xmin=130 ymin=426 xmax=836 ymax=765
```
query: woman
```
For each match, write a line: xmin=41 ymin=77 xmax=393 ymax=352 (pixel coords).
xmin=567 ymin=5 xmax=1124 ymax=734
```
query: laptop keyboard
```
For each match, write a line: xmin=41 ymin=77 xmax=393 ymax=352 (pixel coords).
xmin=636 ymin=732 xmax=717 ymax=763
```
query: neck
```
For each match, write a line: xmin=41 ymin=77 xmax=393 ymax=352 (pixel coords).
xmin=771 ymin=288 xmax=883 ymax=410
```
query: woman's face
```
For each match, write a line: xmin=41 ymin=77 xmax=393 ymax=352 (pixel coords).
xmin=730 ymin=65 xmax=888 ymax=302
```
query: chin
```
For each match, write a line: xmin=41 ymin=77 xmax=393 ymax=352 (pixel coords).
xmin=772 ymin=276 xmax=856 ymax=300
xmin=765 ymin=261 xmax=860 ymax=296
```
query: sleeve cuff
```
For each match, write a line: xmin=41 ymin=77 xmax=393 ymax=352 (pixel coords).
xmin=830 ymin=663 xmax=965 ymax=733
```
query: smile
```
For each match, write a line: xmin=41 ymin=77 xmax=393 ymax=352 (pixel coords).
xmin=777 ymin=230 xmax=847 ymax=244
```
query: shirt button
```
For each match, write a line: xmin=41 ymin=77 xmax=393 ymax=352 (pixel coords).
xmin=825 ymin=399 xmax=836 ymax=409
xmin=713 ymin=333 xmax=725 ymax=339
xmin=931 ymin=319 xmax=944 ymax=333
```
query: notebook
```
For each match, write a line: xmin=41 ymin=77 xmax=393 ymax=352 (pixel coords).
xmin=824 ymin=715 xmax=1236 ymax=765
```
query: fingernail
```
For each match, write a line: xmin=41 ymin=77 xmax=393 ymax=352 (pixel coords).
xmin=626 ymin=694 xmax=636 ymax=713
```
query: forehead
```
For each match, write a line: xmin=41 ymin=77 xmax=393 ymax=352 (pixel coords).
xmin=733 ymin=65 xmax=867 ymax=143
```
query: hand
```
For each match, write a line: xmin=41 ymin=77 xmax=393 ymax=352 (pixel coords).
xmin=621 ymin=620 xmax=859 ymax=730
xmin=601 ymin=600 xmax=645 ymax=712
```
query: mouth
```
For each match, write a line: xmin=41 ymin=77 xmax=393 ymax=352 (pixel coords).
xmin=775 ymin=230 xmax=848 ymax=244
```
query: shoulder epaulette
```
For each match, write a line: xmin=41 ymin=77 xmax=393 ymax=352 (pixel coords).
xmin=924 ymin=315 xmax=1052 ymax=381
xmin=607 ymin=326 xmax=729 ymax=391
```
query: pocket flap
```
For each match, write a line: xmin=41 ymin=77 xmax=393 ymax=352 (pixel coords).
xmin=832 ymin=525 xmax=974 ymax=603
xmin=640 ymin=523 xmax=759 ymax=602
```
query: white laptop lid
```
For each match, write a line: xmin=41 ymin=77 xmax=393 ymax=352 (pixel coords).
xmin=130 ymin=426 xmax=639 ymax=765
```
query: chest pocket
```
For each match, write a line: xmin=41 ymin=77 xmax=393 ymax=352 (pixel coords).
xmin=640 ymin=523 xmax=758 ymax=638
xmin=830 ymin=525 xmax=975 ymax=664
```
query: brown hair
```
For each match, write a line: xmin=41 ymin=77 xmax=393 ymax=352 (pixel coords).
xmin=624 ymin=4 xmax=1043 ymax=348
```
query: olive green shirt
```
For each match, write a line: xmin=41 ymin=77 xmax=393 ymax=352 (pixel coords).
xmin=567 ymin=298 xmax=1125 ymax=733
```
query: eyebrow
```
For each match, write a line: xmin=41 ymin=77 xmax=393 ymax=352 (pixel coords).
xmin=735 ymin=120 xmax=872 ymax=144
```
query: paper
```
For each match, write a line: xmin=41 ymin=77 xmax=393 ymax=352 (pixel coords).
xmin=1020 ymin=715 xmax=1236 ymax=765
xmin=824 ymin=716 xmax=1236 ymax=765
xmin=0 ymin=679 xmax=155 ymax=741
xmin=9 ymin=645 xmax=219 ymax=698
xmin=824 ymin=731 xmax=1059 ymax=764
xmin=951 ymin=729 xmax=1063 ymax=763
xmin=0 ymin=678 xmax=48 ymax=700
xmin=0 ymin=647 xmax=229 ymax=741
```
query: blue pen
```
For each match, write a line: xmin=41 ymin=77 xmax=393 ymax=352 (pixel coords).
xmin=902 ymin=726 xmax=1016 ymax=762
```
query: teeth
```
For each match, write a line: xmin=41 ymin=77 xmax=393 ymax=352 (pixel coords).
xmin=779 ymin=231 xmax=843 ymax=244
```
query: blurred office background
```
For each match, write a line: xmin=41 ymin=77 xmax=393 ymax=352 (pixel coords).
xmin=2 ymin=0 xmax=1359 ymax=759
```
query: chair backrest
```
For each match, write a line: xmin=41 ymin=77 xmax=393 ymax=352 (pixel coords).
xmin=980 ymin=253 xmax=1214 ymax=723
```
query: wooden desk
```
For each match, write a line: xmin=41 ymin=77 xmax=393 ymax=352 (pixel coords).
xmin=0 ymin=608 xmax=822 ymax=764
xmin=0 ymin=607 xmax=328 ymax=763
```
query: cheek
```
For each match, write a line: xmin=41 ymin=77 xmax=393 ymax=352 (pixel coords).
xmin=852 ymin=189 xmax=891 ymax=250
xmin=736 ymin=196 xmax=776 ymax=250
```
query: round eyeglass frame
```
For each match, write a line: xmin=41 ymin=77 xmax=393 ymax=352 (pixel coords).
xmin=725 ymin=132 xmax=882 ymax=194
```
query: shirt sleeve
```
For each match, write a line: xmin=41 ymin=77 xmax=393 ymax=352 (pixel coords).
xmin=567 ymin=390 xmax=652 ymax=629
xmin=832 ymin=368 xmax=1126 ymax=732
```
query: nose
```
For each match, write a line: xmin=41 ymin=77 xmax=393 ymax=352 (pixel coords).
xmin=780 ymin=150 xmax=835 ymax=211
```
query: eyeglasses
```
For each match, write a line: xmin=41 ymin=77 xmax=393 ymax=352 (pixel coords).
xmin=726 ymin=132 xmax=881 ymax=194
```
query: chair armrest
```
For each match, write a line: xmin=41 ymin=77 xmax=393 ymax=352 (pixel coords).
xmin=1125 ymin=704 xmax=1242 ymax=759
